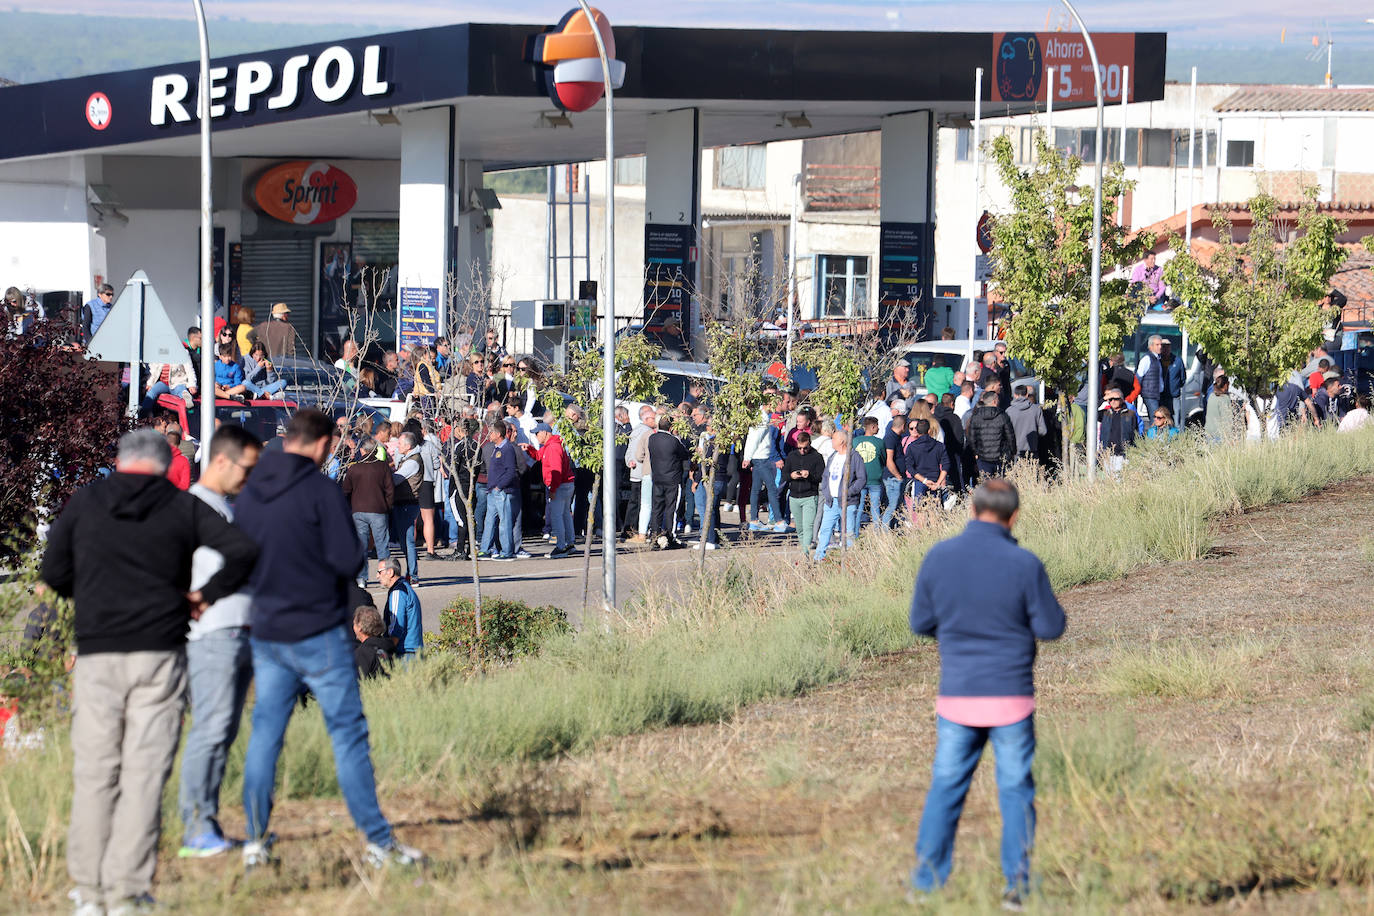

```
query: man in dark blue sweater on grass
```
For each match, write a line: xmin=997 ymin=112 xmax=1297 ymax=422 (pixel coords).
xmin=233 ymin=409 xmax=423 ymax=872
xmin=908 ymin=478 xmax=1065 ymax=910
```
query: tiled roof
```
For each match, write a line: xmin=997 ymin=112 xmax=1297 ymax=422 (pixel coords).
xmin=1137 ymin=201 xmax=1374 ymax=247
xmin=1332 ymin=249 xmax=1374 ymax=330
xmin=1216 ymin=87 xmax=1374 ymax=113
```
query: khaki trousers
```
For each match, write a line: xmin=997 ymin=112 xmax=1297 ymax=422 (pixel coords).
xmin=68 ymin=650 xmax=187 ymax=903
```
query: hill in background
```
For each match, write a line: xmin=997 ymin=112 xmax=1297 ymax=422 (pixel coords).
xmin=0 ymin=11 xmax=1370 ymax=90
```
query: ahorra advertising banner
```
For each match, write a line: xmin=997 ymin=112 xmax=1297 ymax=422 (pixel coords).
xmin=991 ymin=32 xmax=1135 ymax=105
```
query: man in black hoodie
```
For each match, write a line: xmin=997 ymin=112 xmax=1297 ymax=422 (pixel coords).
xmin=41 ymin=428 xmax=258 ymax=915
xmin=965 ymin=390 xmax=1017 ymax=479
xmin=233 ymin=409 xmax=423 ymax=871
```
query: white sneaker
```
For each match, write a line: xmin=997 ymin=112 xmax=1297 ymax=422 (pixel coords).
xmin=242 ymin=836 xmax=276 ymax=870
xmin=364 ymin=840 xmax=426 ymax=868
xmin=690 ymin=541 xmax=717 ymax=551
xmin=70 ymin=889 xmax=105 ymax=916
xmin=682 ymin=524 xmax=693 ymax=535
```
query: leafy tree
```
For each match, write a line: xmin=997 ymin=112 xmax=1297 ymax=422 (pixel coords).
xmin=792 ymin=337 xmax=867 ymax=428
xmin=986 ymin=132 xmax=1153 ymax=466
xmin=0 ymin=323 xmax=131 ymax=561
xmin=540 ymin=333 xmax=663 ymax=610
xmin=1164 ymin=192 xmax=1346 ymax=422
xmin=695 ymin=319 xmax=766 ymax=568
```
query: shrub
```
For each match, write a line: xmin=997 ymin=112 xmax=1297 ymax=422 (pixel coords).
xmin=430 ymin=596 xmax=570 ymax=661
xmin=1100 ymin=640 xmax=1264 ymax=699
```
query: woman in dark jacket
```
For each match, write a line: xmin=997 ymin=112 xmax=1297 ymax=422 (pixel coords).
xmin=782 ymin=430 xmax=827 ymax=558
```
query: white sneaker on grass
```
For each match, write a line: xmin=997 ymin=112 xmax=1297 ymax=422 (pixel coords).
xmin=69 ymin=889 xmax=105 ymax=916
xmin=241 ymin=835 xmax=276 ymax=870
xmin=364 ymin=840 xmax=426 ymax=868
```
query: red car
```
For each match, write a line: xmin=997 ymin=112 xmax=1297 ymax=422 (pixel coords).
xmin=157 ymin=394 xmax=295 ymax=447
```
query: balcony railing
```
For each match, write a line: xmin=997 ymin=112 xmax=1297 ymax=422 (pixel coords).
xmin=804 ymin=164 xmax=880 ymax=212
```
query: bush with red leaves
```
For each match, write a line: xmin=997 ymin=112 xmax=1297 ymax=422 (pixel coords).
xmin=0 ymin=320 xmax=131 ymax=560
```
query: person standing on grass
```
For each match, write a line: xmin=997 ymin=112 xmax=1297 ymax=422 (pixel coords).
xmin=647 ymin=413 xmax=691 ymax=550
xmin=377 ymin=559 xmax=423 ymax=659
xmin=233 ymin=409 xmax=424 ymax=872
xmin=908 ymin=479 xmax=1065 ymax=910
xmin=1098 ymin=385 xmax=1138 ymax=474
xmin=965 ymin=390 xmax=1016 ymax=478
xmin=179 ymin=425 xmax=262 ymax=860
xmin=853 ymin=416 xmax=886 ymax=529
xmin=41 ymin=429 xmax=258 ymax=916
xmin=812 ymin=429 xmax=865 ymax=562
xmin=782 ymin=429 xmax=826 ymax=558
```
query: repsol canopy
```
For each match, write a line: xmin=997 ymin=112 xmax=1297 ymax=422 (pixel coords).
xmin=0 ymin=23 xmax=1166 ymax=168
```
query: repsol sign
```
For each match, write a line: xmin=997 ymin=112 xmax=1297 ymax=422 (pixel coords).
xmin=150 ymin=45 xmax=391 ymax=126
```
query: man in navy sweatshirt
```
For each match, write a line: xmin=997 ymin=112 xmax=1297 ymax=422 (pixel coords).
xmin=908 ymin=478 xmax=1065 ymax=909
xmin=233 ymin=409 xmax=423 ymax=871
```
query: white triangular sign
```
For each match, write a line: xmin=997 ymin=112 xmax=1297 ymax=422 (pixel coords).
xmin=87 ymin=270 xmax=190 ymax=365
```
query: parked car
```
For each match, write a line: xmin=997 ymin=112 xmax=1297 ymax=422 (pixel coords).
xmin=156 ymin=394 xmax=294 ymax=447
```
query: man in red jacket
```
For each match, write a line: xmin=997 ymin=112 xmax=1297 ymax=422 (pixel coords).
xmin=534 ymin=421 xmax=575 ymax=558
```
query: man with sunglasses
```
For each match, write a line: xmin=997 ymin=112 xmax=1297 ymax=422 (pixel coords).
xmin=82 ymin=283 xmax=116 ymax=345
xmin=1098 ymin=386 xmax=1138 ymax=473
xmin=478 ymin=329 xmax=506 ymax=359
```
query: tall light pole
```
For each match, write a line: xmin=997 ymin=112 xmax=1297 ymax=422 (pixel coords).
xmin=969 ymin=67 xmax=983 ymax=367
xmin=574 ymin=1 xmax=619 ymax=610
xmin=192 ymin=0 xmax=215 ymax=470
xmin=1060 ymin=0 xmax=1106 ymax=481
xmin=786 ymin=172 xmax=800 ymax=369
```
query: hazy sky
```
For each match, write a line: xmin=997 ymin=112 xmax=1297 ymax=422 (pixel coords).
xmin=16 ymin=0 xmax=1374 ymax=46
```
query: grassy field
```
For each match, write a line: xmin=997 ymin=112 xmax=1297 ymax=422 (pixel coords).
xmin=7 ymin=428 xmax=1374 ymax=912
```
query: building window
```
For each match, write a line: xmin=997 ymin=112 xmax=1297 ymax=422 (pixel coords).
xmin=1140 ymin=128 xmax=1173 ymax=167
xmin=615 ymin=156 xmax=645 ymax=185
xmin=715 ymin=146 xmax=767 ymax=189
xmin=815 ymin=255 xmax=870 ymax=319
xmin=1018 ymin=127 xmax=1040 ymax=163
xmin=954 ymin=128 xmax=972 ymax=162
xmin=1172 ymin=130 xmax=1217 ymax=168
xmin=1226 ymin=139 xmax=1255 ymax=168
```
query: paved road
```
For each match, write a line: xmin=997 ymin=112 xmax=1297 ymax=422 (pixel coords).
xmin=362 ymin=523 xmax=804 ymax=632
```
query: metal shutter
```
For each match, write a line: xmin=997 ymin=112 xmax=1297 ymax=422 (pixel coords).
xmin=240 ymin=238 xmax=315 ymax=356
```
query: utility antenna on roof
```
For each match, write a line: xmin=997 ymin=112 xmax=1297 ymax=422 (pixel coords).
xmin=1304 ymin=21 xmax=1334 ymax=87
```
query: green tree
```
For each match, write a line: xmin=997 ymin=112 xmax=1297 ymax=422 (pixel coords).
xmin=1163 ymin=192 xmax=1346 ymax=423
xmin=987 ymin=133 xmax=1153 ymax=467
xmin=792 ymin=338 xmax=866 ymax=427
xmin=541 ymin=333 xmax=663 ymax=610
xmin=695 ymin=319 xmax=766 ymax=568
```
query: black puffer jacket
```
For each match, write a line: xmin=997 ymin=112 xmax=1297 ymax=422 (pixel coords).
xmin=965 ymin=404 xmax=1016 ymax=463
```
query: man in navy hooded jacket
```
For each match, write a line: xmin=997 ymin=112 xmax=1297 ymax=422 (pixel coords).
xmin=233 ymin=409 xmax=423 ymax=871
xmin=907 ymin=478 xmax=1064 ymax=908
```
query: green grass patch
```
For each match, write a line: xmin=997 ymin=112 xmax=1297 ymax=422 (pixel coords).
xmin=1101 ymin=640 xmax=1265 ymax=699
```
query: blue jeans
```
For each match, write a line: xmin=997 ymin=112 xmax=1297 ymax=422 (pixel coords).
xmin=480 ymin=487 xmax=514 ymax=557
xmin=179 ymin=627 xmax=252 ymax=843
xmin=141 ymin=381 xmax=189 ymax=411
xmin=912 ymin=715 xmax=1036 ymax=895
xmin=242 ymin=627 xmax=392 ymax=848
xmin=813 ymin=499 xmax=860 ymax=560
xmin=881 ymin=477 xmax=904 ymax=527
xmin=352 ymin=512 xmax=389 ymax=584
xmin=473 ymin=482 xmax=488 ymax=546
xmin=858 ymin=482 xmax=883 ymax=527
xmin=548 ymin=481 xmax=574 ymax=550
xmin=389 ymin=503 xmax=420 ymax=579
xmin=440 ymin=478 xmax=459 ymax=544
xmin=749 ymin=462 xmax=782 ymax=524
xmin=244 ymin=377 xmax=287 ymax=398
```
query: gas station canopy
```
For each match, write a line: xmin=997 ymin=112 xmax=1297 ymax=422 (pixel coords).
xmin=0 ymin=23 xmax=1166 ymax=168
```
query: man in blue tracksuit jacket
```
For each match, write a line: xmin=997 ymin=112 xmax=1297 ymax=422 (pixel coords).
xmin=907 ymin=478 xmax=1065 ymax=907
xmin=233 ymin=409 xmax=423 ymax=869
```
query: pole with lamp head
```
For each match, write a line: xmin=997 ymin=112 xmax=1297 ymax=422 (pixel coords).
xmin=192 ymin=0 xmax=215 ymax=471
xmin=572 ymin=0 xmax=619 ymax=610
xmin=786 ymin=172 xmax=800 ymax=369
xmin=1059 ymin=0 xmax=1106 ymax=481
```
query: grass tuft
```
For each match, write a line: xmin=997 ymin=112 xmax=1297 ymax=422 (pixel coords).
xmin=1100 ymin=640 xmax=1264 ymax=699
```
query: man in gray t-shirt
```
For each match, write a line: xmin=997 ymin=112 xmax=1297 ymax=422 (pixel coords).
xmin=179 ymin=425 xmax=261 ymax=858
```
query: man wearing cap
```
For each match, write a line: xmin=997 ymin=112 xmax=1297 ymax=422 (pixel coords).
xmin=252 ymin=303 xmax=297 ymax=359
xmin=887 ymin=359 xmax=913 ymax=400
xmin=534 ymin=422 xmax=575 ymax=558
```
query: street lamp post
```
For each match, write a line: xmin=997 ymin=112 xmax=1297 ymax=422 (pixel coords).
xmin=1060 ymin=0 xmax=1106 ymax=482
xmin=573 ymin=1 xmax=619 ymax=610
xmin=192 ymin=0 xmax=215 ymax=470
